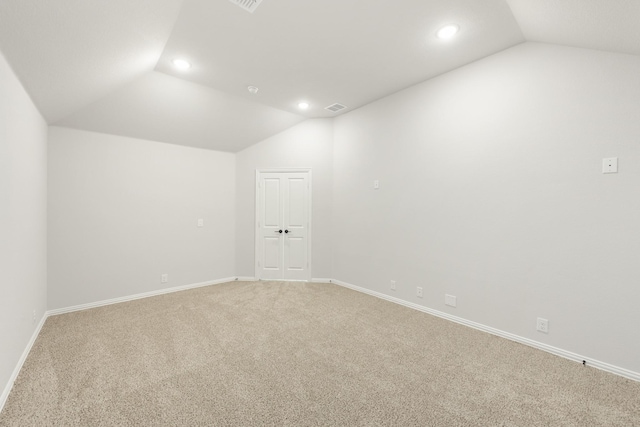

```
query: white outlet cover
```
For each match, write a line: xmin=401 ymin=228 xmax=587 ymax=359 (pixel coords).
xmin=602 ymin=157 xmax=618 ymax=174
xmin=198 ymin=218 xmax=204 ymax=227
xmin=373 ymin=180 xmax=380 ymax=189
xmin=445 ymin=294 xmax=457 ymax=307
xmin=390 ymin=280 xmax=396 ymax=291
xmin=416 ymin=287 xmax=423 ymax=298
xmin=537 ymin=317 xmax=549 ymax=333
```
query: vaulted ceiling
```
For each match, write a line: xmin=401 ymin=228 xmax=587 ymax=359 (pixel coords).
xmin=1 ymin=0 xmax=639 ymax=152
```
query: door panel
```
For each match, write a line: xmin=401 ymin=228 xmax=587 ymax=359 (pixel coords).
xmin=263 ymin=179 xmax=280 ymax=226
xmin=285 ymin=237 xmax=306 ymax=270
xmin=287 ymin=178 xmax=305 ymax=227
xmin=256 ymin=171 xmax=310 ymax=281
xmin=283 ymin=173 xmax=309 ymax=280
xmin=263 ymin=237 xmax=280 ymax=270
xmin=257 ymin=175 xmax=284 ymax=280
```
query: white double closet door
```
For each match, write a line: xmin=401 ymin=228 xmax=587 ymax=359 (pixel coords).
xmin=256 ymin=170 xmax=311 ymax=281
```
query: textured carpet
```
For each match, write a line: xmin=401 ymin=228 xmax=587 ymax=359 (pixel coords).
xmin=1 ymin=281 xmax=639 ymax=426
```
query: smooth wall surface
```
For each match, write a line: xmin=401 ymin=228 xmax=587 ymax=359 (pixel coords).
xmin=0 ymin=51 xmax=47 ymax=401
xmin=48 ymin=127 xmax=236 ymax=310
xmin=235 ymin=119 xmax=333 ymax=279
xmin=332 ymin=42 xmax=640 ymax=373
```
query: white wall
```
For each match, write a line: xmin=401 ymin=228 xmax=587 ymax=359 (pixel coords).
xmin=5 ymin=36 xmax=639 ymax=397
xmin=235 ymin=119 xmax=334 ymax=279
xmin=0 ymin=52 xmax=47 ymax=404
xmin=48 ymin=127 xmax=236 ymax=310
xmin=332 ymin=42 xmax=640 ymax=374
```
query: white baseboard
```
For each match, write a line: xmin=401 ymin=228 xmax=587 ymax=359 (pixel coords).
xmin=0 ymin=313 xmax=48 ymax=414
xmin=47 ymin=277 xmax=237 ymax=316
xmin=239 ymin=278 xmax=312 ymax=283
xmin=239 ymin=278 xmax=331 ymax=283
xmin=330 ymin=278 xmax=640 ymax=383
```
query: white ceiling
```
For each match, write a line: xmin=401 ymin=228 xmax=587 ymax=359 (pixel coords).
xmin=1 ymin=0 xmax=639 ymax=152
xmin=156 ymin=0 xmax=524 ymax=119
xmin=0 ymin=0 xmax=185 ymax=123
xmin=56 ymin=72 xmax=305 ymax=152
xmin=507 ymin=0 xmax=640 ymax=57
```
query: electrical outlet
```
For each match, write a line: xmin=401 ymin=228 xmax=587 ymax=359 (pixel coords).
xmin=416 ymin=287 xmax=423 ymax=298
xmin=390 ymin=280 xmax=396 ymax=291
xmin=445 ymin=294 xmax=457 ymax=307
xmin=32 ymin=310 xmax=36 ymax=323
xmin=537 ymin=317 xmax=549 ymax=333
xmin=197 ymin=218 xmax=204 ymax=227
xmin=373 ymin=180 xmax=380 ymax=189
xmin=161 ymin=274 xmax=168 ymax=283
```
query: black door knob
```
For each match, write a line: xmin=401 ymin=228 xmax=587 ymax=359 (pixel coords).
xmin=279 ymin=230 xmax=283 ymax=233
xmin=285 ymin=230 xmax=290 ymax=233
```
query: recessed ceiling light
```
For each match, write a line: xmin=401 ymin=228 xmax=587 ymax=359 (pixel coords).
xmin=436 ymin=24 xmax=459 ymax=40
xmin=172 ymin=59 xmax=191 ymax=70
xmin=298 ymin=102 xmax=310 ymax=110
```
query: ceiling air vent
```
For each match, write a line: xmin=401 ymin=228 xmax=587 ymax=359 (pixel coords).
xmin=229 ymin=0 xmax=264 ymax=13
xmin=325 ymin=103 xmax=347 ymax=113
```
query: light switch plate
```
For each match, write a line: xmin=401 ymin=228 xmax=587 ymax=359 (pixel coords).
xmin=602 ymin=157 xmax=618 ymax=174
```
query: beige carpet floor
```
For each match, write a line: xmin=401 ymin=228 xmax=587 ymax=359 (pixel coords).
xmin=1 ymin=281 xmax=639 ymax=426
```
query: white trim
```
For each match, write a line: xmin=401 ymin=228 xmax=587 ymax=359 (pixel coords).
xmin=254 ymin=169 xmax=313 ymax=282
xmin=47 ymin=277 xmax=237 ymax=316
xmin=0 ymin=313 xmax=47 ymax=414
xmin=311 ymin=278 xmax=332 ymax=283
xmin=255 ymin=168 xmax=314 ymax=172
xmin=236 ymin=276 xmax=258 ymax=282
xmin=330 ymin=278 xmax=640 ymax=383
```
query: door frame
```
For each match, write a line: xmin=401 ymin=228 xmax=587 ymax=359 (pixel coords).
xmin=254 ymin=168 xmax=313 ymax=281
